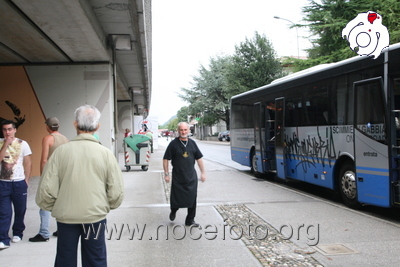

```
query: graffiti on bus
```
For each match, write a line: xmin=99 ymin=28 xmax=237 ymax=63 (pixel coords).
xmin=284 ymin=127 xmax=337 ymax=173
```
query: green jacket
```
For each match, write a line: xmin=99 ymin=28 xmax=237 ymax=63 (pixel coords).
xmin=36 ymin=133 xmax=124 ymax=224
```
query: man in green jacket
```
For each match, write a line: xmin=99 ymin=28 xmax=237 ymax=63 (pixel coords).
xmin=36 ymin=105 xmax=124 ymax=267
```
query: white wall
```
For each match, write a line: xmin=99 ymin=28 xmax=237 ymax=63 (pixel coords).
xmin=117 ymin=101 xmax=133 ymax=154
xmin=25 ymin=64 xmax=115 ymax=152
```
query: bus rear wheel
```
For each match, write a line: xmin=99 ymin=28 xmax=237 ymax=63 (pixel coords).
xmin=339 ymin=162 xmax=361 ymax=209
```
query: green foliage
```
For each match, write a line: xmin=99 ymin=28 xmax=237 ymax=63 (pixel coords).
xmin=166 ymin=117 xmax=179 ymax=131
xmin=173 ymin=1 xmax=400 ymax=126
xmin=297 ymin=0 xmax=400 ymax=69
xmin=177 ymin=106 xmax=190 ymax=123
xmin=158 ymin=115 xmax=177 ymax=129
xmin=179 ymin=55 xmax=232 ymax=128
xmin=302 ymin=0 xmax=353 ymax=60
xmin=226 ymin=32 xmax=284 ymax=98
xmin=372 ymin=0 xmax=400 ymax=43
xmin=282 ymin=47 xmax=353 ymax=71
xmin=179 ymin=32 xmax=283 ymax=129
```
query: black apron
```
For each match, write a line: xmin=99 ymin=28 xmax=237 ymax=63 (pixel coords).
xmin=165 ymin=138 xmax=201 ymax=208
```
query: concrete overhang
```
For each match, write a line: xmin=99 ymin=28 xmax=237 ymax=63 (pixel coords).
xmin=0 ymin=0 xmax=152 ymax=114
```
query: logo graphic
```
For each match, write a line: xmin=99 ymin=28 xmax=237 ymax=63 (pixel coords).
xmin=137 ymin=119 xmax=151 ymax=134
xmin=342 ymin=11 xmax=389 ymax=59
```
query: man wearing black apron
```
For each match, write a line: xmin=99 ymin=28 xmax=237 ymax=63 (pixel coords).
xmin=163 ymin=122 xmax=206 ymax=226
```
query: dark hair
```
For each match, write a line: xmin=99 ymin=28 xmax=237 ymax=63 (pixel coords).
xmin=1 ymin=119 xmax=16 ymax=128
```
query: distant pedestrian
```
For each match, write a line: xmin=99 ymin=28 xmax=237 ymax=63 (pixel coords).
xmin=0 ymin=119 xmax=32 ymax=250
xmin=163 ymin=122 xmax=206 ymax=227
xmin=125 ymin=128 xmax=132 ymax=137
xmin=36 ymin=105 xmax=124 ymax=266
xmin=29 ymin=117 xmax=68 ymax=242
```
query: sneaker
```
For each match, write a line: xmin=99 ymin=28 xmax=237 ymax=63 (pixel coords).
xmin=29 ymin=234 xmax=49 ymax=242
xmin=0 ymin=242 xmax=10 ymax=250
xmin=11 ymin=236 xmax=21 ymax=243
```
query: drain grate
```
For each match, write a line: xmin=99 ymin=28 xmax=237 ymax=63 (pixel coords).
xmin=314 ymin=244 xmax=359 ymax=255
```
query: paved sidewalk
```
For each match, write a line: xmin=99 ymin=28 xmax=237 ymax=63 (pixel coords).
xmin=0 ymin=139 xmax=261 ymax=267
xmin=2 ymin=137 xmax=400 ymax=266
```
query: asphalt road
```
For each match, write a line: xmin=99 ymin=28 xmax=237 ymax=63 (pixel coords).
xmin=193 ymin=137 xmax=400 ymax=225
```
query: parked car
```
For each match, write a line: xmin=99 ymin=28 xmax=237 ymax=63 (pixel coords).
xmin=218 ymin=130 xmax=230 ymax=141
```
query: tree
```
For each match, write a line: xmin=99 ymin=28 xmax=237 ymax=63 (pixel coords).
xmin=298 ymin=0 xmax=400 ymax=68
xmin=226 ymin=31 xmax=284 ymax=98
xmin=177 ymin=106 xmax=190 ymax=123
xmin=166 ymin=117 xmax=179 ymax=132
xmin=180 ymin=55 xmax=232 ymax=129
xmin=179 ymin=32 xmax=283 ymax=130
xmin=302 ymin=0 xmax=354 ymax=60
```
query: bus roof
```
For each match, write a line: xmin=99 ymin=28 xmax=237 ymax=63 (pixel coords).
xmin=232 ymin=42 xmax=400 ymax=100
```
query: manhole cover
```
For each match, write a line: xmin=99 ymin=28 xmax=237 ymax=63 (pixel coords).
xmin=314 ymin=244 xmax=359 ymax=255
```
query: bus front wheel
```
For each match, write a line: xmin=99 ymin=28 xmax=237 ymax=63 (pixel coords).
xmin=338 ymin=162 xmax=361 ymax=209
xmin=250 ymin=151 xmax=262 ymax=178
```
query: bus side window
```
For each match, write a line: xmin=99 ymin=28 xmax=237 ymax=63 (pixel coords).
xmin=309 ymin=97 xmax=329 ymax=125
xmin=332 ymin=76 xmax=348 ymax=125
xmin=393 ymin=81 xmax=400 ymax=143
xmin=285 ymin=101 xmax=297 ymax=127
xmin=395 ymin=97 xmax=400 ymax=129
xmin=323 ymin=111 xmax=329 ymax=124
xmin=305 ymin=82 xmax=329 ymax=126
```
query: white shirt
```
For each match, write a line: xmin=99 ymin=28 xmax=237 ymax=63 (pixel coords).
xmin=0 ymin=138 xmax=32 ymax=181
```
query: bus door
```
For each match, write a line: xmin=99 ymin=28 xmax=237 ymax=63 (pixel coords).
xmin=253 ymin=102 xmax=265 ymax=173
xmin=354 ymin=77 xmax=390 ymax=207
xmin=391 ymin=78 xmax=400 ymax=205
xmin=275 ymin=97 xmax=286 ymax=179
xmin=265 ymin=102 xmax=276 ymax=171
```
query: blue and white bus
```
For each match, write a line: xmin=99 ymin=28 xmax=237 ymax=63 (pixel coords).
xmin=230 ymin=42 xmax=400 ymax=209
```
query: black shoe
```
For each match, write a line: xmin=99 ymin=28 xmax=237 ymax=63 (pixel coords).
xmin=169 ymin=211 xmax=176 ymax=221
xmin=53 ymin=231 xmax=58 ymax=237
xmin=29 ymin=234 xmax=49 ymax=242
xmin=185 ymin=220 xmax=199 ymax=227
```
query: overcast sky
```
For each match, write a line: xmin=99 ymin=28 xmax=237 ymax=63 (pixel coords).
xmin=149 ymin=0 xmax=313 ymax=125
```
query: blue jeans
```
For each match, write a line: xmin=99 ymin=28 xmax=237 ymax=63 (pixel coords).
xmin=55 ymin=219 xmax=107 ymax=267
xmin=0 ymin=180 xmax=28 ymax=245
xmin=39 ymin=209 xmax=51 ymax=238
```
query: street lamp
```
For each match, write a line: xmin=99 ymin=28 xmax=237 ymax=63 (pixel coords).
xmin=273 ymin=16 xmax=300 ymax=59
